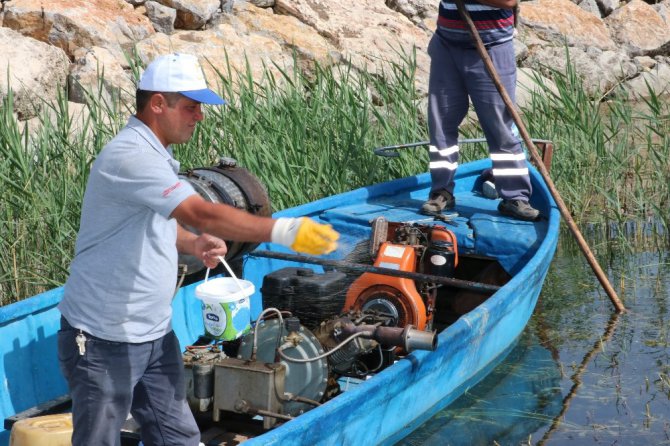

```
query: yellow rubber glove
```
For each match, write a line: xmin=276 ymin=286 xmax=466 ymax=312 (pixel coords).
xmin=271 ymin=217 xmax=339 ymax=255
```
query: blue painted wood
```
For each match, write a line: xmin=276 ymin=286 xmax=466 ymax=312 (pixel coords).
xmin=0 ymin=159 xmax=559 ymax=445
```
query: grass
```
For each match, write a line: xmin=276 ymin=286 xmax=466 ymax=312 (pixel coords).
xmin=522 ymin=53 xmax=670 ymax=226
xmin=0 ymin=50 xmax=668 ymax=304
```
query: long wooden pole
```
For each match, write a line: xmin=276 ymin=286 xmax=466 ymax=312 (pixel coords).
xmin=453 ymin=0 xmax=626 ymax=312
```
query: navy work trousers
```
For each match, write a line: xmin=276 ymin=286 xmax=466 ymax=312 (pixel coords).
xmin=427 ymin=33 xmax=532 ymax=201
xmin=58 ymin=316 xmax=200 ymax=446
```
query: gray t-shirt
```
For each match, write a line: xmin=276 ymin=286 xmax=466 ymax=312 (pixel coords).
xmin=59 ymin=116 xmax=197 ymax=342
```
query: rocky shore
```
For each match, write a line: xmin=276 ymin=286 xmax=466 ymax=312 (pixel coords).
xmin=0 ymin=0 xmax=668 ymax=124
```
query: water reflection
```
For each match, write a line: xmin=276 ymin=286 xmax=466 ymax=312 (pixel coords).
xmin=398 ymin=233 xmax=670 ymax=445
xmin=536 ymin=312 xmax=620 ymax=445
xmin=396 ymin=334 xmax=563 ymax=446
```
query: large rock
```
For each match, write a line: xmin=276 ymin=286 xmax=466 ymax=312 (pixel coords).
xmin=3 ymin=0 xmax=154 ymax=59
xmin=145 ymin=1 xmax=177 ymax=34
xmin=386 ymin=0 xmax=436 ymax=25
xmin=21 ymin=100 xmax=92 ymax=138
xmin=596 ymin=0 xmax=619 ymax=17
xmin=68 ymin=46 xmax=136 ymax=105
xmin=0 ymin=28 xmax=70 ymax=119
xmin=248 ymin=0 xmax=274 ymax=7
xmin=520 ymin=0 xmax=616 ymax=51
xmin=622 ymin=62 xmax=670 ymax=99
xmin=275 ymin=0 xmax=432 ymax=93
xmin=156 ymin=0 xmax=219 ymax=30
xmin=577 ymin=0 xmax=601 ymax=17
xmin=655 ymin=0 xmax=670 ymax=24
xmin=135 ymin=3 xmax=339 ymax=93
xmin=525 ymin=45 xmax=637 ymax=96
xmin=516 ymin=67 xmax=558 ymax=111
xmin=219 ymin=2 xmax=340 ymax=70
xmin=605 ymin=0 xmax=670 ymax=57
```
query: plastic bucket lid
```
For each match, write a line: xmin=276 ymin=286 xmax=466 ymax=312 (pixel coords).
xmin=195 ymin=277 xmax=254 ymax=303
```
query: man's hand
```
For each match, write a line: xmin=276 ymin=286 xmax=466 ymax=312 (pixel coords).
xmin=271 ymin=217 xmax=339 ymax=255
xmin=193 ymin=233 xmax=228 ymax=269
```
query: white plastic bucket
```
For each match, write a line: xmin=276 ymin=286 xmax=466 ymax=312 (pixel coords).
xmin=195 ymin=277 xmax=254 ymax=341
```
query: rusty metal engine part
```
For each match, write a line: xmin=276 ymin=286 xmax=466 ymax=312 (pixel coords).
xmin=183 ymin=345 xmax=227 ymax=413
xmin=313 ymin=314 xmax=437 ymax=376
xmin=211 ymin=358 xmax=288 ymax=429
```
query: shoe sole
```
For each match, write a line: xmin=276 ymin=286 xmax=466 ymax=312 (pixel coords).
xmin=498 ymin=208 xmax=539 ymax=221
xmin=421 ymin=203 xmax=455 ymax=214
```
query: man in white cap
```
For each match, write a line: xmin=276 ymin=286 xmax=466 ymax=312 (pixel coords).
xmin=57 ymin=53 xmax=339 ymax=446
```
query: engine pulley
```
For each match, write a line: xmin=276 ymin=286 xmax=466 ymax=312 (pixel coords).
xmin=178 ymin=157 xmax=271 ymax=277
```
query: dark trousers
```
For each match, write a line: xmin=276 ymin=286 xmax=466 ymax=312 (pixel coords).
xmin=427 ymin=33 xmax=532 ymax=201
xmin=58 ymin=316 xmax=200 ymax=446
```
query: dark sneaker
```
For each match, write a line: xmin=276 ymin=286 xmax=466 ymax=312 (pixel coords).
xmin=498 ymin=199 xmax=540 ymax=221
xmin=421 ymin=189 xmax=455 ymax=214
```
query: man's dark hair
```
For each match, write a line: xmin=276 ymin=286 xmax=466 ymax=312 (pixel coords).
xmin=136 ymin=90 xmax=183 ymax=112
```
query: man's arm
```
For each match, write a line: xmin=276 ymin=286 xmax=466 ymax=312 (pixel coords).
xmin=172 ymin=195 xmax=275 ymax=243
xmin=171 ymin=194 xmax=339 ymax=255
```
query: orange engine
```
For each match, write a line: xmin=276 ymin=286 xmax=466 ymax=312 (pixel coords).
xmin=343 ymin=221 xmax=458 ymax=332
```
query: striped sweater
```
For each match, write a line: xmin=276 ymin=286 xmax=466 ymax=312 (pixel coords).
xmin=437 ymin=0 xmax=515 ymax=46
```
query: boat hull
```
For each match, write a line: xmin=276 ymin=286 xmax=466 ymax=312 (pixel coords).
xmin=0 ymin=159 xmax=559 ymax=445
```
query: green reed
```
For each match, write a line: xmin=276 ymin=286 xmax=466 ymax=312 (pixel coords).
xmin=0 ymin=76 xmax=127 ymax=304
xmin=521 ymin=54 xmax=670 ymax=226
xmin=179 ymin=53 xmax=426 ymax=209
xmin=0 ymin=51 xmax=668 ymax=304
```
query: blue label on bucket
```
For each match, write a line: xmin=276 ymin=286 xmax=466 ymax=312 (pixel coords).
xmin=201 ymin=298 xmax=251 ymax=340
xmin=230 ymin=301 xmax=251 ymax=333
xmin=202 ymin=303 xmax=227 ymax=338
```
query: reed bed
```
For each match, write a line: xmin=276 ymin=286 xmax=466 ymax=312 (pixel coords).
xmin=522 ymin=57 xmax=670 ymax=226
xmin=0 ymin=52 xmax=668 ymax=304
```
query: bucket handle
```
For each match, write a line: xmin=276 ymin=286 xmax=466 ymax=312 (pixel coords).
xmin=204 ymin=256 xmax=248 ymax=295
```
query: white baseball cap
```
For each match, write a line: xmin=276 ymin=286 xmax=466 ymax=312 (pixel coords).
xmin=138 ymin=53 xmax=226 ymax=105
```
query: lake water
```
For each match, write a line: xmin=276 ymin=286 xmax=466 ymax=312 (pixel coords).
xmin=397 ymin=229 xmax=670 ymax=445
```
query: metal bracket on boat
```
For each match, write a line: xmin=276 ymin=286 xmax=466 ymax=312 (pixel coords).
xmin=373 ymin=138 xmax=555 ymax=171
xmin=414 ymin=211 xmax=459 ymax=225
xmin=250 ymin=250 xmax=500 ymax=294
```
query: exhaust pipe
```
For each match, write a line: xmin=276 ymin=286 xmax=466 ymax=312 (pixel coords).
xmin=337 ymin=319 xmax=437 ymax=352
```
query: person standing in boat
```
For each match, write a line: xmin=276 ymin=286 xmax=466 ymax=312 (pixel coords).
xmin=421 ymin=0 xmax=540 ymax=221
xmin=57 ymin=53 xmax=339 ymax=446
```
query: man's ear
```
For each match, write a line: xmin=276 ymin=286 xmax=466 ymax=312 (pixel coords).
xmin=149 ymin=93 xmax=166 ymax=114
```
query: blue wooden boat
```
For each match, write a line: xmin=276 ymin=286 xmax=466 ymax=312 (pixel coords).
xmin=0 ymin=157 xmax=559 ymax=445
